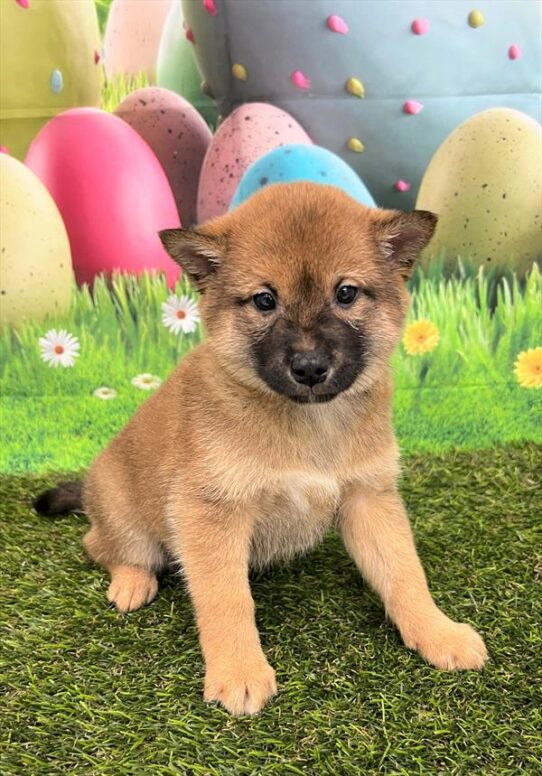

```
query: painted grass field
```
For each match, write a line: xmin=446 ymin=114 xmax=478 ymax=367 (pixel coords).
xmin=1 ymin=263 xmax=541 ymax=473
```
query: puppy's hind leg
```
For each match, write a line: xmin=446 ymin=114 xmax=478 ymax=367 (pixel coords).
xmin=82 ymin=463 xmax=166 ymax=613
xmin=83 ymin=525 xmax=162 ymax=612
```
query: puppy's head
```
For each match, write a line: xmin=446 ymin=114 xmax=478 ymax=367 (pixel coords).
xmin=160 ymin=183 xmax=437 ymax=403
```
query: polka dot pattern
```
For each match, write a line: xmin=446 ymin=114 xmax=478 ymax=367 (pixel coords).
xmin=347 ymin=137 xmax=364 ymax=153
xmin=232 ymin=63 xmax=248 ymax=81
xmin=203 ymin=0 xmax=217 ymax=17
xmin=468 ymin=10 xmax=485 ymax=28
xmin=508 ymin=44 xmax=522 ymax=60
xmin=346 ymin=78 xmax=364 ymax=98
xmin=404 ymin=100 xmax=423 ymax=115
xmin=291 ymin=71 xmax=311 ymax=90
xmin=0 ymin=0 xmax=101 ymax=161
xmin=49 ymin=69 xmax=63 ymax=95
xmin=411 ymin=18 xmax=430 ymax=35
xmin=327 ymin=15 xmax=348 ymax=34
xmin=182 ymin=1 xmax=540 ymax=209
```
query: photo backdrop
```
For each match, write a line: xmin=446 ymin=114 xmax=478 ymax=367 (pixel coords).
xmin=0 ymin=0 xmax=541 ymax=474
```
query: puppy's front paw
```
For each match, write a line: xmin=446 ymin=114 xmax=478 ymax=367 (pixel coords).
xmin=402 ymin=614 xmax=488 ymax=671
xmin=107 ymin=567 xmax=158 ymax=613
xmin=204 ymin=655 xmax=277 ymax=716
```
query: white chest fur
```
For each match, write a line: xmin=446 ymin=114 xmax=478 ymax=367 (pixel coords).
xmin=250 ymin=470 xmax=341 ymax=568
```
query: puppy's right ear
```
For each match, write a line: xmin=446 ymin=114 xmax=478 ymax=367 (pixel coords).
xmin=159 ymin=227 xmax=225 ymax=291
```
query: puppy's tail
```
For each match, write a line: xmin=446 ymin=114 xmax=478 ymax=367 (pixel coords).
xmin=33 ymin=481 xmax=84 ymax=517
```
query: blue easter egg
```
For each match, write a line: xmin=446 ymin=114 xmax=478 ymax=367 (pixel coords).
xmin=230 ymin=144 xmax=375 ymax=210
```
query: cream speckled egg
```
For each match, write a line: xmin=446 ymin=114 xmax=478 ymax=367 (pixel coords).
xmin=197 ymin=103 xmax=311 ymax=222
xmin=0 ymin=154 xmax=73 ymax=327
xmin=416 ymin=109 xmax=542 ymax=275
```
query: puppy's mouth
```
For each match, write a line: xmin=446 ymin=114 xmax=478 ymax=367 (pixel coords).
xmin=285 ymin=386 xmax=342 ymax=404
xmin=275 ymin=368 xmax=359 ymax=403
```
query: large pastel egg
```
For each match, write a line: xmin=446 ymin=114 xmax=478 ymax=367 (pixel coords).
xmin=104 ymin=0 xmax=174 ymax=81
xmin=230 ymin=145 xmax=375 ymax=210
xmin=182 ymin=0 xmax=541 ymax=211
xmin=197 ymin=103 xmax=311 ymax=222
xmin=0 ymin=0 xmax=101 ymax=161
xmin=156 ymin=0 xmax=217 ymax=126
xmin=115 ymin=87 xmax=212 ymax=227
xmin=416 ymin=108 xmax=542 ymax=276
xmin=25 ymin=108 xmax=181 ymax=287
xmin=0 ymin=154 xmax=74 ymax=327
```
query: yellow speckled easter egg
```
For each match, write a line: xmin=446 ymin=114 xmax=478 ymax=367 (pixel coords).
xmin=0 ymin=154 xmax=74 ymax=327
xmin=416 ymin=109 xmax=542 ymax=276
xmin=0 ymin=0 xmax=101 ymax=160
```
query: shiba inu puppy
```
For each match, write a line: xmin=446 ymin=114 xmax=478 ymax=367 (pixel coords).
xmin=35 ymin=182 xmax=488 ymax=715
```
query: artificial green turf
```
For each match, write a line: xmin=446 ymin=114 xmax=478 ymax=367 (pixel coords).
xmin=2 ymin=444 xmax=541 ymax=774
xmin=1 ymin=266 xmax=541 ymax=473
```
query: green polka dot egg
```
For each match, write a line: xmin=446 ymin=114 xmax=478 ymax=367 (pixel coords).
xmin=416 ymin=108 xmax=542 ymax=276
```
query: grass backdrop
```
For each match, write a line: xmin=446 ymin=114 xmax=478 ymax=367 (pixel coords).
xmin=2 ymin=444 xmax=541 ymax=773
xmin=1 ymin=263 xmax=541 ymax=473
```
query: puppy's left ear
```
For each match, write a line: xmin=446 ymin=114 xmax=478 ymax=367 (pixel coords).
xmin=159 ymin=227 xmax=226 ymax=291
xmin=372 ymin=209 xmax=438 ymax=279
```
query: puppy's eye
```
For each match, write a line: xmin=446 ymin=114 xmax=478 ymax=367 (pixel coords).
xmin=335 ymin=285 xmax=358 ymax=307
xmin=253 ymin=291 xmax=276 ymax=312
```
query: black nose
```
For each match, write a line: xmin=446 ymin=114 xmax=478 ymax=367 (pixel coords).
xmin=290 ymin=351 xmax=331 ymax=387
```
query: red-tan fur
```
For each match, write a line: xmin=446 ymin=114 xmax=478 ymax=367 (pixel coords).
xmin=81 ymin=183 xmax=487 ymax=715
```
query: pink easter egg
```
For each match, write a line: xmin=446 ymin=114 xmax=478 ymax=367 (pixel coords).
xmin=25 ymin=108 xmax=181 ymax=286
xmin=104 ymin=0 xmax=174 ymax=80
xmin=115 ymin=87 xmax=212 ymax=226
xmin=16 ymin=0 xmax=30 ymax=8
xmin=291 ymin=70 xmax=311 ymax=89
xmin=197 ymin=103 xmax=311 ymax=222
xmin=394 ymin=179 xmax=412 ymax=192
xmin=326 ymin=15 xmax=348 ymax=34
xmin=508 ymin=44 xmax=522 ymax=60
xmin=411 ymin=18 xmax=430 ymax=35
xmin=404 ymin=100 xmax=424 ymax=115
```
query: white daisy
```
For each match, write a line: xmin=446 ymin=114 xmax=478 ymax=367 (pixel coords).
xmin=93 ymin=387 xmax=117 ymax=400
xmin=38 ymin=329 xmax=80 ymax=368
xmin=161 ymin=294 xmax=200 ymax=335
xmin=131 ymin=373 xmax=162 ymax=391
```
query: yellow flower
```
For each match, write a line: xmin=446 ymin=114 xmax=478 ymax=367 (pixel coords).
xmin=403 ymin=320 xmax=440 ymax=356
xmin=514 ymin=347 xmax=542 ymax=388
